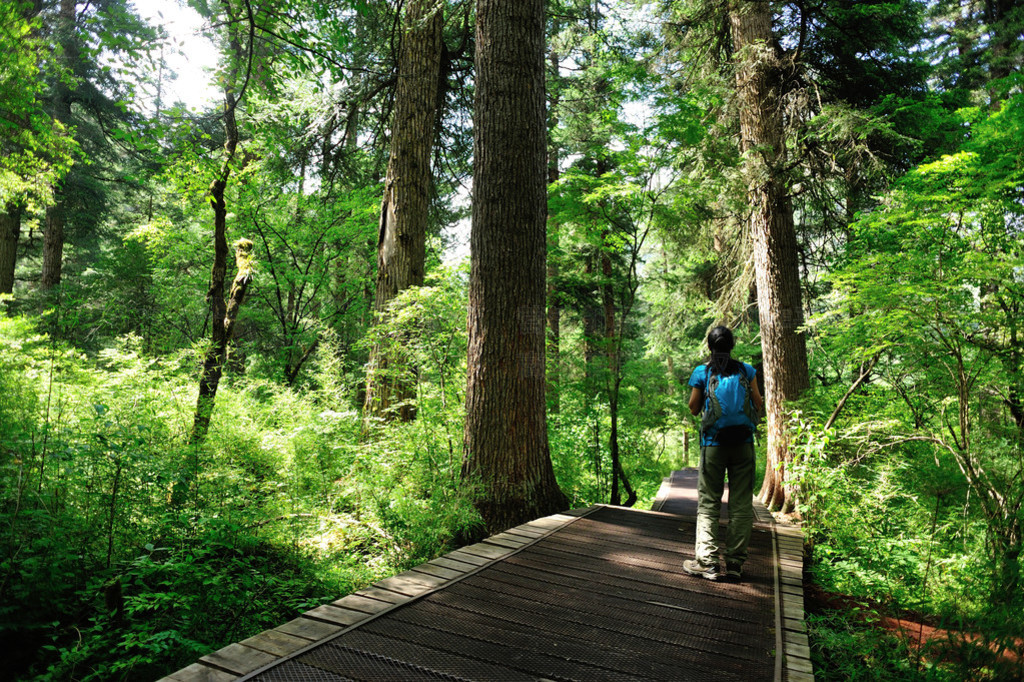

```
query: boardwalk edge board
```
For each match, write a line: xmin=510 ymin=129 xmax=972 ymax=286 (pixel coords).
xmin=651 ymin=476 xmax=672 ymax=512
xmin=770 ymin=511 xmax=814 ymax=682
xmin=155 ymin=506 xmax=601 ymax=682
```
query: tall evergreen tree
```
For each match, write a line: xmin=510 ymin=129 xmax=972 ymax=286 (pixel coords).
xmin=30 ymin=0 xmax=155 ymax=291
xmin=364 ymin=0 xmax=444 ymax=421
xmin=462 ymin=0 xmax=566 ymax=533
xmin=39 ymin=0 xmax=75 ymax=289
xmin=727 ymin=0 xmax=810 ymax=512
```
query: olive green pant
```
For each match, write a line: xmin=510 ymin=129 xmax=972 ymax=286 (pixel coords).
xmin=694 ymin=442 xmax=756 ymax=568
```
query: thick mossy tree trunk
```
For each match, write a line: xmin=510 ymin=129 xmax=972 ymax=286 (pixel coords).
xmin=729 ymin=0 xmax=810 ymax=513
xmin=462 ymin=0 xmax=567 ymax=534
xmin=364 ymin=0 xmax=444 ymax=422
xmin=0 ymin=205 xmax=21 ymax=294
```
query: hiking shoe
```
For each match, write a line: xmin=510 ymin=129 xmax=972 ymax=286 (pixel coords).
xmin=683 ymin=559 xmax=721 ymax=581
xmin=724 ymin=563 xmax=743 ymax=582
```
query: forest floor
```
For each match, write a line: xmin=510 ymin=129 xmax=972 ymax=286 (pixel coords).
xmin=804 ymin=582 xmax=1023 ymax=678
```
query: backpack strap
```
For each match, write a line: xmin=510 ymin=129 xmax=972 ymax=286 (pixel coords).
xmin=700 ymin=362 xmax=721 ymax=434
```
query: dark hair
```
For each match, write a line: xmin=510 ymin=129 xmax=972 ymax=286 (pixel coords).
xmin=707 ymin=325 xmax=741 ymax=376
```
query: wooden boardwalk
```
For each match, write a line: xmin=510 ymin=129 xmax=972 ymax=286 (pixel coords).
xmin=160 ymin=469 xmax=812 ymax=681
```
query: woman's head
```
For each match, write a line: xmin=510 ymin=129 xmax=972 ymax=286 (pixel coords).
xmin=707 ymin=325 xmax=735 ymax=354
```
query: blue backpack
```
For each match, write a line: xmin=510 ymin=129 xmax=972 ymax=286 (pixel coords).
xmin=700 ymin=364 xmax=759 ymax=445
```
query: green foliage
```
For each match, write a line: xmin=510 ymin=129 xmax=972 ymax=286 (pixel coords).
xmin=0 ymin=2 xmax=79 ymax=208
xmin=0 ymin=312 xmax=479 ymax=680
xmin=806 ymin=611 xmax=932 ymax=681
xmin=33 ymin=530 xmax=340 ymax=682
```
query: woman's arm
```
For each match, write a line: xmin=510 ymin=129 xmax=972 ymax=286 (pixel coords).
xmin=688 ymin=387 xmax=704 ymax=415
xmin=750 ymin=377 xmax=764 ymax=412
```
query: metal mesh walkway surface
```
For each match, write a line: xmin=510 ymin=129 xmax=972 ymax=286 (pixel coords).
xmin=161 ymin=469 xmax=812 ymax=682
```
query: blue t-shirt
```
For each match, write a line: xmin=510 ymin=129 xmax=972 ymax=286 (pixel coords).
xmin=689 ymin=362 xmax=757 ymax=446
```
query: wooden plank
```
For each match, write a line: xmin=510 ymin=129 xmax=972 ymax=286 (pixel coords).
xmin=523 ymin=514 xmax=575 ymax=530
xmin=200 ymin=643 xmax=277 ymax=676
xmin=395 ymin=569 xmax=448 ymax=587
xmin=444 ymin=549 xmax=492 ymax=567
xmin=651 ymin=477 xmax=671 ymax=511
xmin=274 ymin=617 xmax=342 ymax=642
xmin=782 ymin=594 xmax=805 ymax=609
xmin=483 ymin=537 xmax=527 ymax=550
xmin=784 ymin=617 xmax=807 ymax=633
xmin=487 ymin=532 xmax=532 ymax=547
xmin=160 ymin=662 xmax=238 ymax=682
xmin=782 ymin=584 xmax=803 ymax=597
xmin=782 ymin=603 xmax=805 ymax=621
xmin=411 ymin=563 xmax=462 ymax=580
xmin=786 ymin=632 xmax=810 ymax=649
xmin=354 ymin=585 xmax=405 ymax=603
xmin=786 ymin=641 xmax=811 ymax=659
xmin=459 ymin=542 xmax=514 ymax=560
xmin=304 ymin=603 xmax=369 ymax=626
xmin=377 ymin=572 xmax=445 ymax=596
xmin=778 ymin=561 xmax=802 ymax=577
xmin=429 ymin=555 xmax=481 ymax=571
xmin=504 ymin=526 xmax=545 ymax=539
xmin=787 ymin=656 xmax=815 ymax=674
xmin=239 ymin=630 xmax=309 ymax=657
xmin=788 ymin=671 xmax=815 ymax=682
xmin=334 ymin=593 xmax=393 ymax=614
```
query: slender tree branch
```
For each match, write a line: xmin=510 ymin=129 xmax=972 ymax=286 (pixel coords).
xmin=824 ymin=351 xmax=880 ymax=430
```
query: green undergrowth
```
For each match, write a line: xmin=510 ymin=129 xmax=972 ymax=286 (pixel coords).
xmin=788 ymin=404 xmax=1024 ymax=681
xmin=807 ymin=597 xmax=1024 ymax=681
xmin=0 ymin=316 xmax=482 ymax=681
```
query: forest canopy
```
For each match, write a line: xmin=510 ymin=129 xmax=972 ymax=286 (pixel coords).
xmin=1 ymin=0 xmax=1022 ymax=679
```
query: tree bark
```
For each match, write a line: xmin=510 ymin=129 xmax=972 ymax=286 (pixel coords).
xmin=546 ymin=218 xmax=561 ymax=413
xmin=366 ymin=1 xmax=446 ymax=419
xmin=546 ymin=38 xmax=562 ymax=414
xmin=41 ymin=0 xmax=75 ymax=290
xmin=729 ymin=0 xmax=810 ymax=513
xmin=601 ymin=247 xmax=635 ymax=506
xmin=0 ymin=205 xmax=22 ymax=294
xmin=191 ymin=238 xmax=254 ymax=444
xmin=462 ymin=0 xmax=567 ymax=534
xmin=188 ymin=12 xmax=249 ymax=448
xmin=364 ymin=0 xmax=444 ymax=422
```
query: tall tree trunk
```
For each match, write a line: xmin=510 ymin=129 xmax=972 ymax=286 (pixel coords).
xmin=191 ymin=237 xmax=254 ymax=444
xmin=364 ymin=0 xmax=444 ymax=422
xmin=462 ymin=0 xmax=567 ymax=534
xmin=602 ymin=250 xmax=636 ymax=508
xmin=41 ymin=0 xmax=75 ymax=290
xmin=0 ymin=205 xmax=22 ymax=294
xmin=729 ymin=0 xmax=810 ymax=513
xmin=188 ymin=14 xmax=249 ymax=448
xmin=546 ymin=36 xmax=562 ymax=414
xmin=546 ymin=218 xmax=561 ymax=413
